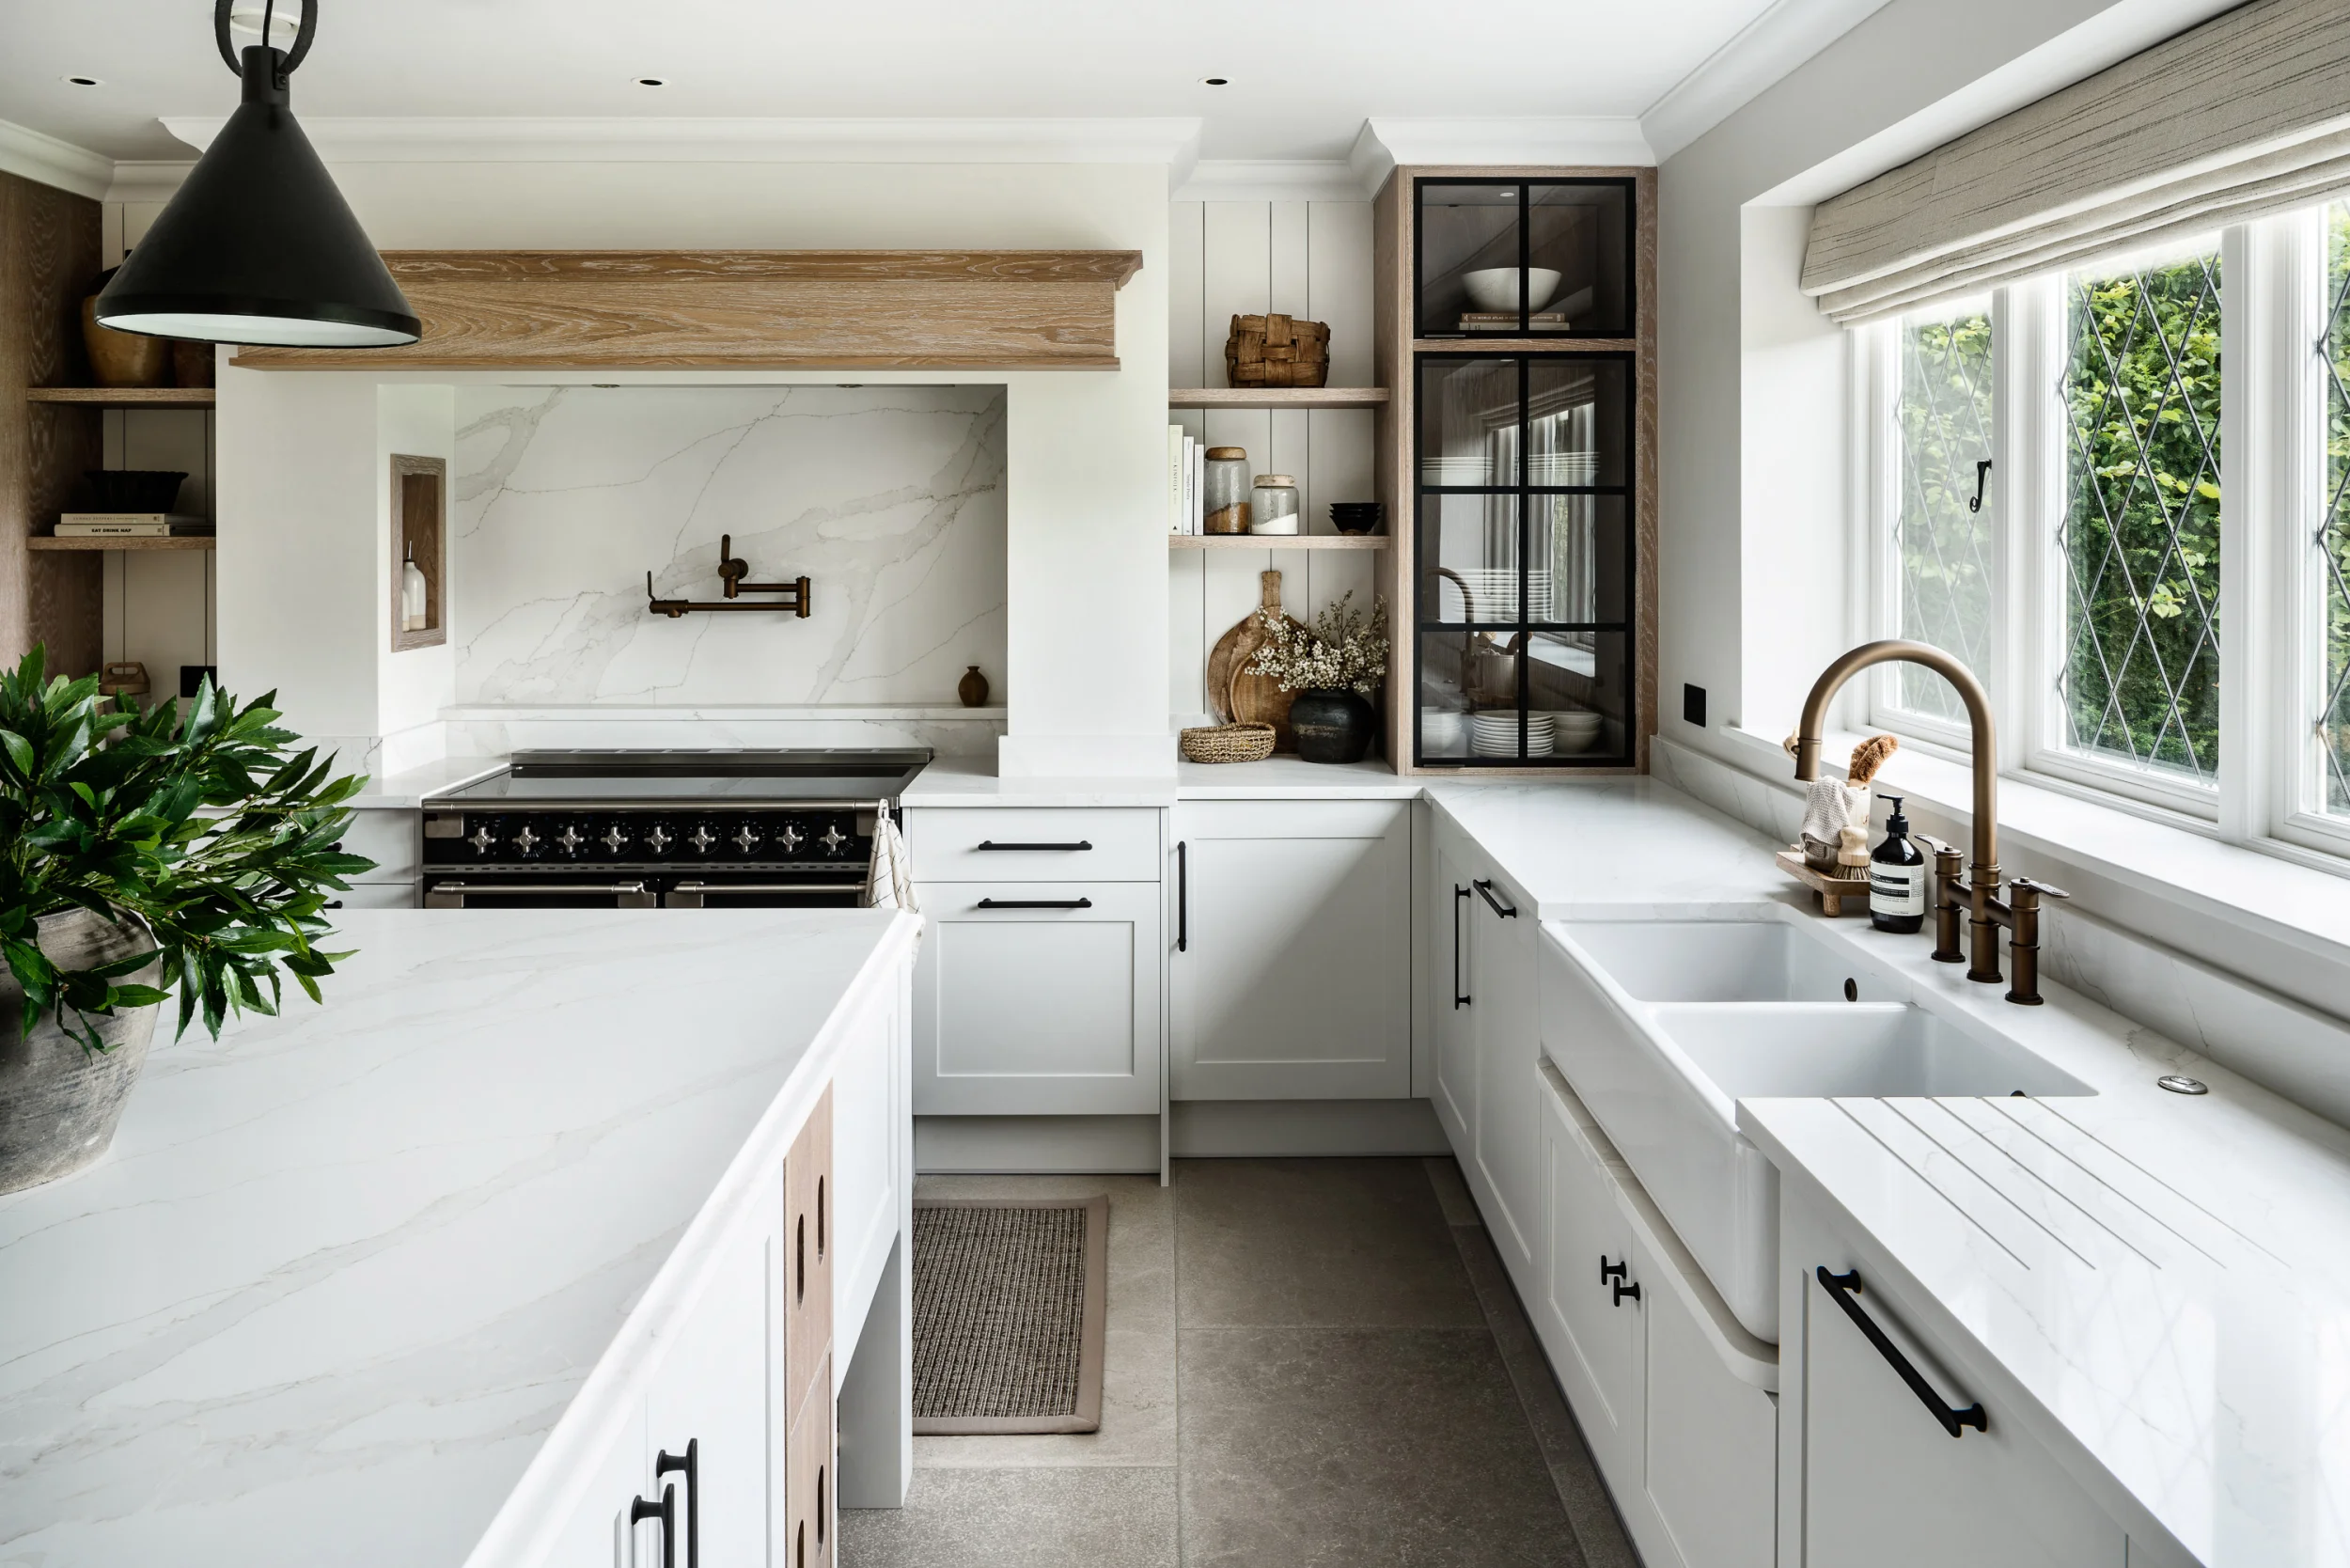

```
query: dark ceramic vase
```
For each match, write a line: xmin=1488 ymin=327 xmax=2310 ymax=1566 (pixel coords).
xmin=1290 ymin=688 xmax=1377 ymax=763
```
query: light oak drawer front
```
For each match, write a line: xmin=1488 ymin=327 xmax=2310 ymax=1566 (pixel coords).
xmin=786 ymin=1356 xmax=835 ymax=1568
xmin=905 ymin=808 xmax=1159 ymax=883
xmin=785 ymin=1087 xmax=834 ymax=1426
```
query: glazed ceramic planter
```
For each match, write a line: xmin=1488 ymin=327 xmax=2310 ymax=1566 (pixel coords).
xmin=0 ymin=909 xmax=162 ymax=1195
xmin=1290 ymin=688 xmax=1378 ymax=764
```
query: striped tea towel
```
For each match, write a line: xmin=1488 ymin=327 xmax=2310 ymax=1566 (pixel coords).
xmin=867 ymin=809 xmax=918 ymax=912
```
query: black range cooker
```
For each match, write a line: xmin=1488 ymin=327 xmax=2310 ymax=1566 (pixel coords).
xmin=418 ymin=748 xmax=930 ymax=909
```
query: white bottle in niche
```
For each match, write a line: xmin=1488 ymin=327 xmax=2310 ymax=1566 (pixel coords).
xmin=400 ymin=544 xmax=429 ymax=633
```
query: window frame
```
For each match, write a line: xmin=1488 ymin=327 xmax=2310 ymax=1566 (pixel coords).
xmin=1861 ymin=208 xmax=2350 ymax=870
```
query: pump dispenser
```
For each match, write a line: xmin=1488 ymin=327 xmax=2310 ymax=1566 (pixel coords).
xmin=1869 ymin=794 xmax=1927 ymax=934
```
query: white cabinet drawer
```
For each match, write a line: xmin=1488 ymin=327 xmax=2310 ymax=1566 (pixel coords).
xmin=339 ymin=807 xmax=418 ymax=883
xmin=904 ymin=808 xmax=1159 ymax=883
xmin=913 ymin=882 xmax=1162 ymax=1115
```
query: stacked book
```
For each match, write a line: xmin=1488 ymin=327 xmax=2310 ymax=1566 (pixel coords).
xmin=54 ymin=513 xmax=213 ymax=539
xmin=1167 ymin=426 xmax=1204 ymax=534
xmin=1458 ymin=312 xmax=1570 ymax=333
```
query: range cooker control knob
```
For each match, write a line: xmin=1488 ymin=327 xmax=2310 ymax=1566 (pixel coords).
xmin=821 ymin=824 xmax=850 ymax=856
xmin=686 ymin=823 xmax=718 ymax=855
xmin=555 ymin=823 xmax=587 ymax=859
xmin=646 ymin=823 xmax=674 ymax=855
xmin=777 ymin=823 xmax=805 ymax=855
xmin=601 ymin=823 xmax=631 ymax=856
xmin=512 ymin=823 xmax=542 ymax=859
xmin=732 ymin=822 xmax=762 ymax=855
xmin=467 ymin=822 xmax=498 ymax=856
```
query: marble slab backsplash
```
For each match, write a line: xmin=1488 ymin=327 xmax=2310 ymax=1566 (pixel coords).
xmin=452 ymin=386 xmax=1007 ymax=709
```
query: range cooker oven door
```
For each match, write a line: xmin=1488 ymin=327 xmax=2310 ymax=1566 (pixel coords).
xmin=663 ymin=875 xmax=866 ymax=909
xmin=422 ymin=877 xmax=659 ymax=909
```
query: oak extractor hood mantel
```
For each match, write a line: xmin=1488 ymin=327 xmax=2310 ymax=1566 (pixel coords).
xmin=230 ymin=249 xmax=1143 ymax=371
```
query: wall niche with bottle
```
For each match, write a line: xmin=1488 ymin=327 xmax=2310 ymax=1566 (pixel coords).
xmin=389 ymin=453 xmax=446 ymax=651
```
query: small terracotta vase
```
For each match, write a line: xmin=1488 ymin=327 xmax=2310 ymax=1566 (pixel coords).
xmin=958 ymin=666 xmax=991 ymax=708
xmin=82 ymin=297 xmax=167 ymax=388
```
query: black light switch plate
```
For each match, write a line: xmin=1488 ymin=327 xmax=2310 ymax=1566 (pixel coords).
xmin=1682 ymin=683 xmax=1707 ymax=728
xmin=180 ymin=665 xmax=217 ymax=698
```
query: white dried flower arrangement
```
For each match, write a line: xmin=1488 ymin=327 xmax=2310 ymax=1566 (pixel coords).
xmin=1246 ymin=591 xmax=1391 ymax=696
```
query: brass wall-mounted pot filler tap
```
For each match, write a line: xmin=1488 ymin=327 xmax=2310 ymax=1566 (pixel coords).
xmin=1791 ymin=639 xmax=2067 ymax=1005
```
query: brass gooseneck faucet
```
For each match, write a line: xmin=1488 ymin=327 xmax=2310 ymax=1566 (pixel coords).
xmin=1791 ymin=639 xmax=2066 ymax=1005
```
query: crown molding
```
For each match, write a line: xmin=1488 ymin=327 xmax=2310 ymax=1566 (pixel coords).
xmin=104 ymin=161 xmax=194 ymax=204
xmin=1173 ymin=160 xmax=1366 ymax=204
xmin=1347 ymin=117 xmax=1656 ymax=195
xmin=0 ymin=118 xmax=114 ymax=201
xmin=1639 ymin=0 xmax=1895 ymax=162
xmin=159 ymin=115 xmax=1207 ymax=167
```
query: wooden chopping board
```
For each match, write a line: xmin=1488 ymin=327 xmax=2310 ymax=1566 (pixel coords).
xmin=1208 ymin=569 xmax=1308 ymax=750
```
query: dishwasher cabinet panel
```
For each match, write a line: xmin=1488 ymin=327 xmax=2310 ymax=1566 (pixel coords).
xmin=913 ymin=882 xmax=1163 ymax=1115
xmin=1169 ymin=800 xmax=1413 ymax=1102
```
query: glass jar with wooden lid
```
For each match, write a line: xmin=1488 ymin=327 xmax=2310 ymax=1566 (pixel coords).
xmin=1248 ymin=475 xmax=1300 ymax=536
xmin=1204 ymin=448 xmax=1252 ymax=534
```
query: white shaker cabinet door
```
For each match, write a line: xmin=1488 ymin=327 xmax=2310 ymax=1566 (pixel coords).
xmin=1796 ymin=1228 xmax=2124 ymax=1567
xmin=1637 ymin=1226 xmax=1775 ymax=1568
xmin=1431 ymin=844 xmax=1479 ymax=1153
xmin=1169 ymin=800 xmax=1412 ymax=1101
xmin=1537 ymin=1068 xmax=1641 ymax=1484
xmin=642 ymin=1193 xmax=777 ymax=1568
xmin=1469 ymin=866 xmax=1542 ymax=1278
xmin=540 ymin=1395 xmax=649 ymax=1568
xmin=914 ymin=883 xmax=1162 ymax=1115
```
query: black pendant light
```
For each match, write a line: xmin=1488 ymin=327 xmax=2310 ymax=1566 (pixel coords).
xmin=94 ymin=0 xmax=419 ymax=348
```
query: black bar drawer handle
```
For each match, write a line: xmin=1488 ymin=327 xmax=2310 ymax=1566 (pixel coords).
xmin=976 ymin=839 xmax=1093 ymax=852
xmin=632 ymin=1483 xmax=676 ymax=1568
xmin=1451 ymin=884 xmax=1471 ymax=1008
xmin=975 ymin=897 xmax=1093 ymax=910
xmin=1815 ymin=1266 xmax=1986 ymax=1438
xmin=1474 ymin=878 xmax=1517 ymax=918
xmin=1177 ymin=840 xmax=1189 ymax=953
xmin=656 ymin=1440 xmax=698 ymax=1568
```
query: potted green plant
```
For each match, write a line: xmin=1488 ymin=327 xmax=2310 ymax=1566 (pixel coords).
xmin=0 ymin=649 xmax=374 ymax=1195
xmin=1246 ymin=591 xmax=1391 ymax=763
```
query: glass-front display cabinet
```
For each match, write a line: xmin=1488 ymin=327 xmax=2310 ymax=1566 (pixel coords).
xmin=1415 ymin=179 xmax=1634 ymax=339
xmin=1413 ymin=353 xmax=1634 ymax=766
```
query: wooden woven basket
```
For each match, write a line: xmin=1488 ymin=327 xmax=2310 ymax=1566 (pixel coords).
xmin=1224 ymin=314 xmax=1330 ymax=388
xmin=1180 ymin=722 xmax=1277 ymax=764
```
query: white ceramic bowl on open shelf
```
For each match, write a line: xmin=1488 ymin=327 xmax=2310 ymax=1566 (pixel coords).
xmin=1463 ymin=267 xmax=1563 ymax=314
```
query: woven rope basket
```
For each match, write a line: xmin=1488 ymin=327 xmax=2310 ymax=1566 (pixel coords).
xmin=1180 ymin=722 xmax=1277 ymax=764
xmin=1224 ymin=313 xmax=1331 ymax=388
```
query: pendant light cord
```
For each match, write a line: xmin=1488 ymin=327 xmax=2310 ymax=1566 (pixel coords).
xmin=214 ymin=0 xmax=316 ymax=77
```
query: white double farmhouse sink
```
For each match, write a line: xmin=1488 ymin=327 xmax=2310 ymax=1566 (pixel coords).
xmin=1540 ymin=911 xmax=2092 ymax=1342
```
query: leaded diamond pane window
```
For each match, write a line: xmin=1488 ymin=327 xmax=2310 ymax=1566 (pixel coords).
xmin=2057 ymin=247 xmax=2223 ymax=783
xmin=2319 ymin=203 xmax=2350 ymax=815
xmin=1892 ymin=306 xmax=1995 ymax=722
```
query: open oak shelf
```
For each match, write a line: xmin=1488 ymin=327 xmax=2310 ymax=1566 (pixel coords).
xmin=1170 ymin=534 xmax=1387 ymax=550
xmin=31 ymin=536 xmax=214 ymax=551
xmin=1167 ymin=386 xmax=1389 ymax=410
xmin=27 ymin=386 xmax=216 ymax=408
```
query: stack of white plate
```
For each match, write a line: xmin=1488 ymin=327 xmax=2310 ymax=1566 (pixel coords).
xmin=1470 ymin=710 xmax=1554 ymax=758
xmin=1440 ymin=568 xmax=1553 ymax=623
xmin=1547 ymin=709 xmax=1606 ymax=755
xmin=1421 ymin=709 xmax=1468 ymax=755
xmin=1528 ymin=452 xmax=1599 ymax=486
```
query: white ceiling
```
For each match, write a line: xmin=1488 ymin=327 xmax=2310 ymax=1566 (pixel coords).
xmin=3 ymin=0 xmax=1858 ymax=165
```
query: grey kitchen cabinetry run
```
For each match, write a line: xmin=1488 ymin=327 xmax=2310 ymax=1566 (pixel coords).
xmin=1168 ymin=799 xmax=1413 ymax=1101
xmin=907 ymin=808 xmax=1165 ymax=1117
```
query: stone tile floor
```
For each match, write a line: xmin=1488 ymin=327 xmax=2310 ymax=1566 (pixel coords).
xmin=840 ymin=1158 xmax=1638 ymax=1568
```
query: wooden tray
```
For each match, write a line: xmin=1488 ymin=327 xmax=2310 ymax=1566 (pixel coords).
xmin=1777 ymin=849 xmax=1872 ymax=917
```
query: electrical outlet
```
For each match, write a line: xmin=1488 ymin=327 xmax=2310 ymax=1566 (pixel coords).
xmin=1683 ymin=683 xmax=1707 ymax=728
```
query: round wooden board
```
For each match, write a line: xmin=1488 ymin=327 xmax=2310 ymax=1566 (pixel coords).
xmin=1206 ymin=569 xmax=1306 ymax=750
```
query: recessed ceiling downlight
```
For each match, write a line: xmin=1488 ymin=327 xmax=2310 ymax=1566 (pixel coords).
xmin=637 ymin=77 xmax=666 ymax=86
xmin=1200 ymin=76 xmax=1230 ymax=86
xmin=64 ymin=76 xmax=102 ymax=86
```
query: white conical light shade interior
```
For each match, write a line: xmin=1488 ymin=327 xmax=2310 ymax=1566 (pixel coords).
xmin=95 ymin=310 xmax=416 ymax=347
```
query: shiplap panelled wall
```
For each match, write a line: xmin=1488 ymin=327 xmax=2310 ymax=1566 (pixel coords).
xmin=1167 ymin=200 xmax=1377 ymax=725
xmin=101 ymin=201 xmax=214 ymax=698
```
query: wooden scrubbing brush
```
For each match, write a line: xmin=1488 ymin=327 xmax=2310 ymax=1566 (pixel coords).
xmin=1845 ymin=733 xmax=1899 ymax=788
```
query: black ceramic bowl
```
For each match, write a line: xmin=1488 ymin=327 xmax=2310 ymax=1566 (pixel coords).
xmin=1328 ymin=502 xmax=1385 ymax=535
xmin=84 ymin=469 xmax=188 ymax=513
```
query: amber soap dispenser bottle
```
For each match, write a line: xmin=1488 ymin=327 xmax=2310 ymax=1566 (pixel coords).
xmin=1869 ymin=794 xmax=1927 ymax=934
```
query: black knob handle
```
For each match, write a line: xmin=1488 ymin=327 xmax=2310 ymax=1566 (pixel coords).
xmin=1600 ymin=1256 xmax=1627 ymax=1284
xmin=631 ymin=1482 xmax=676 ymax=1568
xmin=1612 ymin=1278 xmax=1641 ymax=1307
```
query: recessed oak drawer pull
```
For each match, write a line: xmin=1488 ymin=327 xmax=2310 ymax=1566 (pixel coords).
xmin=974 ymin=897 xmax=1094 ymax=910
xmin=975 ymin=839 xmax=1093 ymax=852
xmin=1815 ymin=1265 xmax=1987 ymax=1437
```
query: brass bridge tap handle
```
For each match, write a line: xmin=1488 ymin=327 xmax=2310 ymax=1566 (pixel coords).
xmin=2002 ymin=878 xmax=2069 ymax=1007
xmin=2009 ymin=876 xmax=2070 ymax=904
xmin=1911 ymin=833 xmax=1970 ymax=966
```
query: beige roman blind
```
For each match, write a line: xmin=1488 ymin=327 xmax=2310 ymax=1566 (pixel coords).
xmin=1803 ymin=0 xmax=2350 ymax=324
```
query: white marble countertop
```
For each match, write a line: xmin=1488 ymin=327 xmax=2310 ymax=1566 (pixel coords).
xmin=0 ymin=907 xmax=917 ymax=1568
xmin=1426 ymin=776 xmax=1792 ymax=916
xmin=349 ymin=756 xmax=509 ymax=809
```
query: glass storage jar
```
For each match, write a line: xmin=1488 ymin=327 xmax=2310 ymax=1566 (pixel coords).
xmin=1204 ymin=447 xmax=1252 ymax=534
xmin=1249 ymin=474 xmax=1300 ymax=535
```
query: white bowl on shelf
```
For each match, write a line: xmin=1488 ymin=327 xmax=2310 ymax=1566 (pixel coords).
xmin=1546 ymin=710 xmax=1605 ymax=755
xmin=1422 ymin=710 xmax=1468 ymax=754
xmin=1463 ymin=267 xmax=1563 ymax=314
